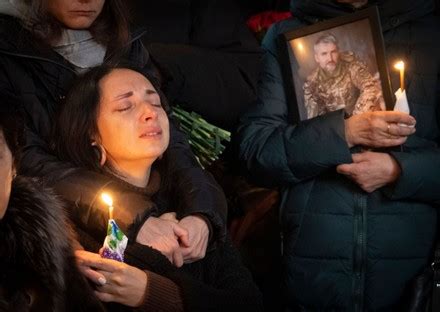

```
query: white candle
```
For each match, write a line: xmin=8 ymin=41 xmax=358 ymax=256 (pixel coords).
xmin=101 ymin=193 xmax=114 ymax=220
xmin=394 ymin=61 xmax=405 ymax=91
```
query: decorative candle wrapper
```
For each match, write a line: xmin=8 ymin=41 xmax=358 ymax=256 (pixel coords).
xmin=101 ymin=219 xmax=128 ymax=262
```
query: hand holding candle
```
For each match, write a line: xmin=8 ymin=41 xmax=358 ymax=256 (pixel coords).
xmin=101 ymin=193 xmax=128 ymax=262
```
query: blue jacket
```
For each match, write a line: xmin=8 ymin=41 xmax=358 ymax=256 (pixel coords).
xmin=237 ymin=0 xmax=440 ymax=310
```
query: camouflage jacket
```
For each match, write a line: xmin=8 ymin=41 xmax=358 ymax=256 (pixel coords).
xmin=303 ymin=51 xmax=384 ymax=119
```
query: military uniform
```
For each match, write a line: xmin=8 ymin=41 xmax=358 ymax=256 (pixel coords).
xmin=303 ymin=51 xmax=384 ymax=119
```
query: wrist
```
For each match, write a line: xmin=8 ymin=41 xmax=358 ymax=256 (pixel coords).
xmin=133 ymin=270 xmax=148 ymax=307
xmin=386 ymin=154 xmax=401 ymax=184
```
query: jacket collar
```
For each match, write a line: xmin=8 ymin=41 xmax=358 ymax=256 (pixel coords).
xmin=290 ymin=0 xmax=436 ymax=31
xmin=0 ymin=14 xmax=149 ymax=71
xmin=0 ymin=14 xmax=75 ymax=71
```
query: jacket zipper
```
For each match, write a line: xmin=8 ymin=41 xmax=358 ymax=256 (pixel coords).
xmin=353 ymin=192 xmax=367 ymax=311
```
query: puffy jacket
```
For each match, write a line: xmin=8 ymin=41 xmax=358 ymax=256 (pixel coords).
xmin=0 ymin=15 xmax=226 ymax=246
xmin=237 ymin=0 xmax=440 ymax=310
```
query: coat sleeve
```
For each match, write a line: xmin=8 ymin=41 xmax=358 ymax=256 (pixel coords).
xmin=134 ymin=39 xmax=228 ymax=245
xmin=384 ymin=148 xmax=440 ymax=205
xmin=383 ymin=80 xmax=440 ymax=205
xmin=167 ymin=115 xmax=227 ymax=244
xmin=236 ymin=21 xmax=352 ymax=187
xmin=381 ymin=16 xmax=440 ymax=205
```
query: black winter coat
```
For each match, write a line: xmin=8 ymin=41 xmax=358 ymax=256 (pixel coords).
xmin=0 ymin=177 xmax=104 ymax=311
xmin=0 ymin=15 xmax=227 ymax=245
xmin=71 ymin=171 xmax=264 ymax=312
xmin=238 ymin=0 xmax=440 ymax=310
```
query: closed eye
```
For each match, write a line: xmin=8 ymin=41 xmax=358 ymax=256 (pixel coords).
xmin=115 ymin=104 xmax=133 ymax=112
xmin=146 ymin=89 xmax=162 ymax=107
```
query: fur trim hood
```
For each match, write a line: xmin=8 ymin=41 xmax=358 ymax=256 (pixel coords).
xmin=0 ymin=176 xmax=103 ymax=311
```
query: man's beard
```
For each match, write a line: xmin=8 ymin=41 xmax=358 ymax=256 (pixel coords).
xmin=324 ymin=61 xmax=337 ymax=73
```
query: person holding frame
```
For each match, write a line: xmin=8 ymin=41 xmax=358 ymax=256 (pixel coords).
xmin=237 ymin=0 xmax=440 ymax=310
xmin=0 ymin=0 xmax=226 ymax=268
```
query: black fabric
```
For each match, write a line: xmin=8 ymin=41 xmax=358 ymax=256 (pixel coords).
xmin=290 ymin=0 xmax=435 ymax=31
xmin=128 ymin=0 xmax=262 ymax=130
xmin=0 ymin=14 xmax=227 ymax=246
xmin=0 ymin=177 xmax=104 ymax=311
xmin=123 ymin=237 xmax=264 ymax=311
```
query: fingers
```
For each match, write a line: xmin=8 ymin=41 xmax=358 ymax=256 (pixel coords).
xmin=94 ymin=290 xmax=115 ymax=303
xmin=159 ymin=212 xmax=178 ymax=223
xmin=336 ymin=163 xmax=354 ymax=176
xmin=75 ymin=250 xmax=119 ymax=273
xmin=381 ymin=111 xmax=416 ymax=126
xmin=172 ymin=249 xmax=184 ymax=267
xmin=387 ymin=122 xmax=416 ymax=137
xmin=173 ymin=224 xmax=190 ymax=247
xmin=79 ymin=266 xmax=107 ymax=286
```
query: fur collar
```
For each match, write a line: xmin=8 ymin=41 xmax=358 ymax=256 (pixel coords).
xmin=0 ymin=176 xmax=75 ymax=311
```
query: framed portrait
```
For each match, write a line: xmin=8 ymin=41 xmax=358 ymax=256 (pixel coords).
xmin=278 ymin=6 xmax=394 ymax=124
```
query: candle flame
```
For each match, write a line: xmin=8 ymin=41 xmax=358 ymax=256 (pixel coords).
xmin=394 ymin=61 xmax=405 ymax=71
xmin=101 ymin=193 xmax=113 ymax=206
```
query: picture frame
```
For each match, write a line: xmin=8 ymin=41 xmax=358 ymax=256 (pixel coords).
xmin=278 ymin=6 xmax=394 ymax=124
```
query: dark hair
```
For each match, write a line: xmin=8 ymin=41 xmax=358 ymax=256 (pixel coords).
xmin=0 ymin=93 xmax=24 ymax=168
xmin=26 ymin=0 xmax=130 ymax=53
xmin=54 ymin=63 xmax=170 ymax=175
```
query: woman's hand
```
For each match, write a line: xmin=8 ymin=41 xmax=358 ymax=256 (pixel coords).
xmin=178 ymin=215 xmax=210 ymax=264
xmin=75 ymin=250 xmax=148 ymax=307
xmin=136 ymin=216 xmax=189 ymax=267
xmin=344 ymin=111 xmax=416 ymax=148
xmin=336 ymin=151 xmax=401 ymax=193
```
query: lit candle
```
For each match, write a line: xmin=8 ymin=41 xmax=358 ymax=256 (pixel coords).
xmin=101 ymin=193 xmax=114 ymax=220
xmin=394 ymin=61 xmax=405 ymax=91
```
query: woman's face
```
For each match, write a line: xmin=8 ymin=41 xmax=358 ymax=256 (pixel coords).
xmin=46 ymin=0 xmax=105 ymax=29
xmin=0 ymin=130 xmax=14 ymax=220
xmin=96 ymin=69 xmax=170 ymax=170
